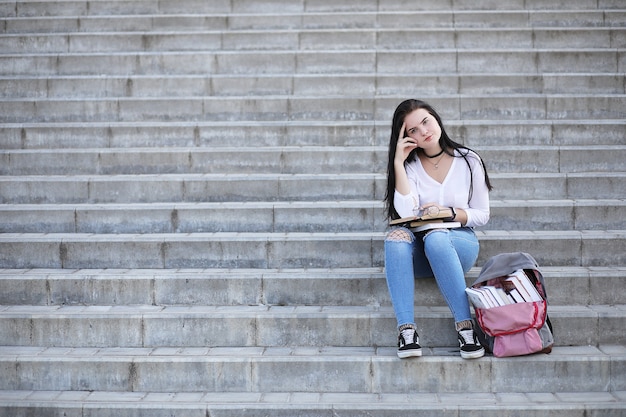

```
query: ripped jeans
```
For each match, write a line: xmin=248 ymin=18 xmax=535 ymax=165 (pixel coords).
xmin=384 ymin=226 xmax=479 ymax=329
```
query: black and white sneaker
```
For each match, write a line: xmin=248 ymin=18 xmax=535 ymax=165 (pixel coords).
xmin=397 ymin=324 xmax=422 ymax=358
xmin=458 ymin=328 xmax=485 ymax=359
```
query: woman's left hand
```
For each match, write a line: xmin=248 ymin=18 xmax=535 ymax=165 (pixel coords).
xmin=419 ymin=203 xmax=444 ymax=212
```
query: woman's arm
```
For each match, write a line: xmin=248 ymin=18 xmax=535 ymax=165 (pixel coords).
xmin=463 ymin=154 xmax=490 ymax=228
xmin=392 ymin=122 xmax=420 ymax=217
xmin=394 ymin=122 xmax=417 ymax=196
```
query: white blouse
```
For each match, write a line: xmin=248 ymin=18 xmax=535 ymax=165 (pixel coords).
xmin=393 ymin=149 xmax=490 ymax=228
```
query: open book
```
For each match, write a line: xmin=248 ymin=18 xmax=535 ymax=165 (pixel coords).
xmin=389 ymin=207 xmax=456 ymax=231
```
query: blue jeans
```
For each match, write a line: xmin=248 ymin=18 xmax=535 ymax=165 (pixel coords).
xmin=384 ymin=226 xmax=479 ymax=328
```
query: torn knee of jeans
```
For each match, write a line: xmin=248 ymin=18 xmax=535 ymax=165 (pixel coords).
xmin=386 ymin=228 xmax=414 ymax=243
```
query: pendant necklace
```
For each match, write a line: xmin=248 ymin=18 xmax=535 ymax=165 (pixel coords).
xmin=422 ymin=149 xmax=446 ymax=169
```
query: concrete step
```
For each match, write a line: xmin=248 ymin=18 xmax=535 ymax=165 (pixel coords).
xmin=0 ymin=199 xmax=624 ymax=233
xmin=2 ymin=0 xmax=621 ymax=17
xmin=1 ymin=49 xmax=620 ymax=76
xmin=0 ymin=299 xmax=624 ymax=347
xmin=0 ymin=345 xmax=626 ymax=396
xmin=0 ymin=345 xmax=624 ymax=392
xmin=1 ymin=145 xmax=624 ymax=175
xmin=4 ymin=10 xmax=624 ymax=33
xmin=1 ymin=94 xmax=625 ymax=123
xmin=0 ymin=266 xmax=623 ymax=307
xmin=2 ymin=73 xmax=624 ymax=99
xmin=1 ymin=27 xmax=623 ymax=54
xmin=0 ymin=9 xmax=625 ymax=33
xmin=0 ymin=146 xmax=390 ymax=175
xmin=1 ymin=388 xmax=625 ymax=417
xmin=2 ymin=120 xmax=624 ymax=149
xmin=0 ymin=172 xmax=624 ymax=203
xmin=0 ymin=230 xmax=624 ymax=269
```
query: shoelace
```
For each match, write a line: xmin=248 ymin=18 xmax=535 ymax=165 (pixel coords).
xmin=458 ymin=329 xmax=475 ymax=345
xmin=401 ymin=328 xmax=415 ymax=344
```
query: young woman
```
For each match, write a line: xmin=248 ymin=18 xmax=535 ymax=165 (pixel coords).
xmin=384 ymin=99 xmax=492 ymax=359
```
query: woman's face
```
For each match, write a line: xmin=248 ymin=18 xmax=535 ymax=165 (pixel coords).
xmin=403 ymin=108 xmax=442 ymax=151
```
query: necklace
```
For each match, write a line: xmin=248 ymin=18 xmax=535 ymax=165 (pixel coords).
xmin=422 ymin=149 xmax=446 ymax=169
xmin=423 ymin=148 xmax=444 ymax=158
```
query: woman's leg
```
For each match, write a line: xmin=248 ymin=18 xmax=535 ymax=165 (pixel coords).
xmin=421 ymin=227 xmax=479 ymax=325
xmin=384 ymin=227 xmax=424 ymax=358
xmin=421 ymin=227 xmax=484 ymax=359
xmin=384 ymin=227 xmax=417 ymax=327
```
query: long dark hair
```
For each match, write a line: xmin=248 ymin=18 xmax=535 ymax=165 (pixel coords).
xmin=384 ymin=99 xmax=493 ymax=220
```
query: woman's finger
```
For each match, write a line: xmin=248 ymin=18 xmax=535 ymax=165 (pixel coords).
xmin=398 ymin=122 xmax=406 ymax=142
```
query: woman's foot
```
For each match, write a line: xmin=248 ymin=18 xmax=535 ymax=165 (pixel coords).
xmin=397 ymin=324 xmax=422 ymax=358
xmin=457 ymin=328 xmax=485 ymax=359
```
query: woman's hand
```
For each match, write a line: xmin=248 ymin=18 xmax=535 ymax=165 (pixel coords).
xmin=416 ymin=203 xmax=444 ymax=217
xmin=418 ymin=203 xmax=467 ymax=225
xmin=419 ymin=203 xmax=443 ymax=210
xmin=394 ymin=122 xmax=418 ymax=165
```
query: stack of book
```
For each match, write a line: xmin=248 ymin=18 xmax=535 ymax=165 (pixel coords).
xmin=465 ymin=269 xmax=543 ymax=309
xmin=389 ymin=207 xmax=461 ymax=233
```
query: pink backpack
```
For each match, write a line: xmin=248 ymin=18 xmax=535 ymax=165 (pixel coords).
xmin=470 ymin=252 xmax=554 ymax=358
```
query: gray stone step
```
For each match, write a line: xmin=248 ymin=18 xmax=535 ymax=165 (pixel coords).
xmin=0 ymin=345 xmax=624 ymax=393
xmin=0 ymin=299 xmax=624 ymax=347
xmin=0 ymin=199 xmax=624 ymax=233
xmin=1 ymin=389 xmax=625 ymax=417
xmin=0 ymin=173 xmax=384 ymax=203
xmin=1 ymin=94 xmax=624 ymax=123
xmin=2 ymin=120 xmax=624 ymax=149
xmin=0 ymin=230 xmax=624 ymax=269
xmin=0 ymin=146 xmax=390 ymax=175
xmin=0 ymin=266 xmax=623 ymax=307
xmin=1 ymin=145 xmax=624 ymax=175
xmin=0 ymin=172 xmax=623 ymax=203
xmin=0 ymin=346 xmax=626 ymax=396
xmin=1 ymin=49 xmax=619 ymax=76
xmin=1 ymin=27 xmax=623 ymax=54
xmin=4 ymin=10 xmax=624 ymax=33
xmin=2 ymin=73 xmax=624 ymax=99
xmin=2 ymin=0 xmax=620 ymax=17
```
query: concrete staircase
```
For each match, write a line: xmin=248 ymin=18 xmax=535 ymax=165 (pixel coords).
xmin=0 ymin=0 xmax=625 ymax=415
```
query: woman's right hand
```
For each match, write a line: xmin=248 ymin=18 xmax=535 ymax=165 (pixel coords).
xmin=395 ymin=122 xmax=418 ymax=165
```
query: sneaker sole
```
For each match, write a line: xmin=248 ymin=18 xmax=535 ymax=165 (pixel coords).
xmin=397 ymin=349 xmax=423 ymax=359
xmin=460 ymin=348 xmax=485 ymax=359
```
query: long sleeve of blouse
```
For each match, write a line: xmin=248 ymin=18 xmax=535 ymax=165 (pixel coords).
xmin=393 ymin=150 xmax=490 ymax=228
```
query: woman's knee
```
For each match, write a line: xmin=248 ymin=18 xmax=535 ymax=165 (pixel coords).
xmin=385 ymin=227 xmax=414 ymax=243
xmin=422 ymin=228 xmax=450 ymax=246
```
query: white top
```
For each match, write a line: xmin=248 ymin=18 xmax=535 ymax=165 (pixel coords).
xmin=393 ymin=149 xmax=490 ymax=228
